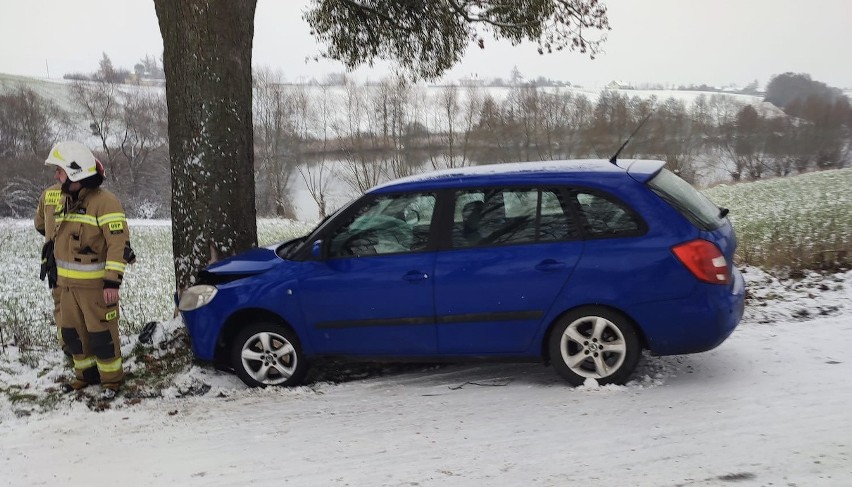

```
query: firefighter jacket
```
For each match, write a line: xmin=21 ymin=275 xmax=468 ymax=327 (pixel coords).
xmin=34 ymin=183 xmax=62 ymax=241
xmin=53 ymin=187 xmax=131 ymax=289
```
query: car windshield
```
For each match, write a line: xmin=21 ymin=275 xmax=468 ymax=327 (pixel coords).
xmin=277 ymin=236 xmax=307 ymax=259
xmin=276 ymin=204 xmax=351 ymax=259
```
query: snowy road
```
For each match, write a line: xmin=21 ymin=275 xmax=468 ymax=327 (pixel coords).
xmin=2 ymin=315 xmax=851 ymax=487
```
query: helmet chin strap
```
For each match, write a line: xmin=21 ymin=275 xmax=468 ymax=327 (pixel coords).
xmin=61 ymin=178 xmax=81 ymax=198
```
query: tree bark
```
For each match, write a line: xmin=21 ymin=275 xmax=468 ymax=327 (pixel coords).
xmin=154 ymin=0 xmax=258 ymax=291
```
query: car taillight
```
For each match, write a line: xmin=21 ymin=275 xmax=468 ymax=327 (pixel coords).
xmin=672 ymin=239 xmax=731 ymax=285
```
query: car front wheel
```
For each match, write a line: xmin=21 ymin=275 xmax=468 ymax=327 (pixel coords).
xmin=548 ymin=307 xmax=641 ymax=386
xmin=231 ymin=322 xmax=308 ymax=387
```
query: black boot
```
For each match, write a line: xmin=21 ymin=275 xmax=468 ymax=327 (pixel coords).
xmin=60 ymin=379 xmax=89 ymax=393
xmin=101 ymin=383 xmax=120 ymax=400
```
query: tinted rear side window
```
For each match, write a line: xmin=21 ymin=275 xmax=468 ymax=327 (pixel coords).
xmin=647 ymin=169 xmax=724 ymax=230
xmin=575 ymin=191 xmax=644 ymax=237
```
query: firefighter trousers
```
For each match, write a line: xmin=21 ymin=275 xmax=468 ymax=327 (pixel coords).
xmin=59 ymin=286 xmax=123 ymax=386
xmin=50 ymin=287 xmax=70 ymax=355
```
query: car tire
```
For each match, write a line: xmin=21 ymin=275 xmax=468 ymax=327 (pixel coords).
xmin=231 ymin=322 xmax=308 ymax=388
xmin=548 ymin=307 xmax=641 ymax=386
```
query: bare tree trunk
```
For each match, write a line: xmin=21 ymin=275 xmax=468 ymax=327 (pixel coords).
xmin=431 ymin=84 xmax=464 ymax=170
xmin=337 ymin=80 xmax=383 ymax=195
xmin=69 ymin=79 xmax=120 ymax=183
xmin=254 ymin=68 xmax=296 ymax=218
xmin=459 ymin=83 xmax=482 ymax=165
xmin=299 ymin=84 xmax=331 ymax=218
xmin=119 ymin=88 xmax=169 ymax=191
xmin=387 ymin=76 xmax=417 ymax=180
xmin=154 ymin=0 xmax=258 ymax=291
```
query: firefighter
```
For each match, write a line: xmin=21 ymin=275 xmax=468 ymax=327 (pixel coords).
xmin=44 ymin=141 xmax=132 ymax=399
xmin=34 ymin=181 xmax=67 ymax=355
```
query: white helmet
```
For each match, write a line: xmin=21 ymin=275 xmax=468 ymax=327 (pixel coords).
xmin=45 ymin=141 xmax=98 ymax=182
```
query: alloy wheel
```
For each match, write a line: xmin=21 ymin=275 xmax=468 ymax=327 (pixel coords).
xmin=239 ymin=331 xmax=298 ymax=385
xmin=559 ymin=315 xmax=628 ymax=379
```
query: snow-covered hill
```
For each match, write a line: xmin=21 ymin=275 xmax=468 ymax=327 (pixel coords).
xmin=0 ymin=73 xmax=163 ymax=114
xmin=0 ymin=72 xmax=785 ymax=121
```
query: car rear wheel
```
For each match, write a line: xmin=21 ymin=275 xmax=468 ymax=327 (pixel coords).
xmin=231 ymin=322 xmax=308 ymax=388
xmin=548 ymin=307 xmax=641 ymax=386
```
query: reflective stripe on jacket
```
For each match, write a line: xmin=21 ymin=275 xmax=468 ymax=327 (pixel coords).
xmin=54 ymin=188 xmax=130 ymax=289
xmin=34 ymin=183 xmax=63 ymax=241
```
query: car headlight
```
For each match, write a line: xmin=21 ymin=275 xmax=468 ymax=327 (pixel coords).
xmin=178 ymin=285 xmax=218 ymax=311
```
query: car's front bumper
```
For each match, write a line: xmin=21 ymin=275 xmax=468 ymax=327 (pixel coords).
xmin=181 ymin=306 xmax=222 ymax=361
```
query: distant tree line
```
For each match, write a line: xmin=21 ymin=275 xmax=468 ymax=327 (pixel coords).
xmin=0 ymin=70 xmax=849 ymax=219
xmin=63 ymin=53 xmax=165 ymax=84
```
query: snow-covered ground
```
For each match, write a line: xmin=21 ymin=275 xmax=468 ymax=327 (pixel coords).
xmin=1 ymin=267 xmax=851 ymax=487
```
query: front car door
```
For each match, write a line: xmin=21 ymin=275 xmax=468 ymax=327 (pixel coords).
xmin=297 ymin=192 xmax=439 ymax=356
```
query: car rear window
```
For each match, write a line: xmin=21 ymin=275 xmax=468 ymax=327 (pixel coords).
xmin=646 ymin=169 xmax=724 ymax=230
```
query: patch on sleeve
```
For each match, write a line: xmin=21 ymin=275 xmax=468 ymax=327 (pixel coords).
xmin=108 ymin=222 xmax=124 ymax=234
xmin=105 ymin=310 xmax=118 ymax=321
xmin=45 ymin=190 xmax=62 ymax=206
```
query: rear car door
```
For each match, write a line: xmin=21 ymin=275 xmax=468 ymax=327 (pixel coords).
xmin=434 ymin=187 xmax=583 ymax=354
xmin=298 ymin=192 xmax=438 ymax=356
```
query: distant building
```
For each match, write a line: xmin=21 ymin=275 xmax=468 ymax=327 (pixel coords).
xmin=459 ymin=74 xmax=484 ymax=87
xmin=606 ymin=80 xmax=632 ymax=90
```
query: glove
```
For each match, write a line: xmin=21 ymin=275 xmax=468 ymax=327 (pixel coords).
xmin=40 ymin=240 xmax=57 ymax=288
xmin=124 ymin=242 xmax=137 ymax=265
xmin=48 ymin=263 xmax=57 ymax=288
xmin=138 ymin=321 xmax=159 ymax=344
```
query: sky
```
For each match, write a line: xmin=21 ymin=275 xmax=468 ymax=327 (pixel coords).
xmin=0 ymin=0 xmax=850 ymax=89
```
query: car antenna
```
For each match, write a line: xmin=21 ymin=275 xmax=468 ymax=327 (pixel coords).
xmin=609 ymin=111 xmax=654 ymax=165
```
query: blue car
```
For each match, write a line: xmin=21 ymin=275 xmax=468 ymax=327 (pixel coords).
xmin=179 ymin=159 xmax=745 ymax=387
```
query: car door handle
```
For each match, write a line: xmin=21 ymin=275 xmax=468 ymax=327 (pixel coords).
xmin=535 ymin=259 xmax=566 ymax=272
xmin=402 ymin=270 xmax=429 ymax=282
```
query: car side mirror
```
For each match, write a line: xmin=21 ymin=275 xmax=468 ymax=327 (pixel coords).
xmin=311 ymin=240 xmax=323 ymax=259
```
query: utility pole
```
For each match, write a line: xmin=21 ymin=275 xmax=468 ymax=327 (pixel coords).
xmin=45 ymin=60 xmax=50 ymax=79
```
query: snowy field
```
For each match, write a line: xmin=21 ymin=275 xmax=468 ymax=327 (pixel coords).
xmin=1 ymin=168 xmax=851 ymax=486
xmin=1 ymin=267 xmax=851 ymax=486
